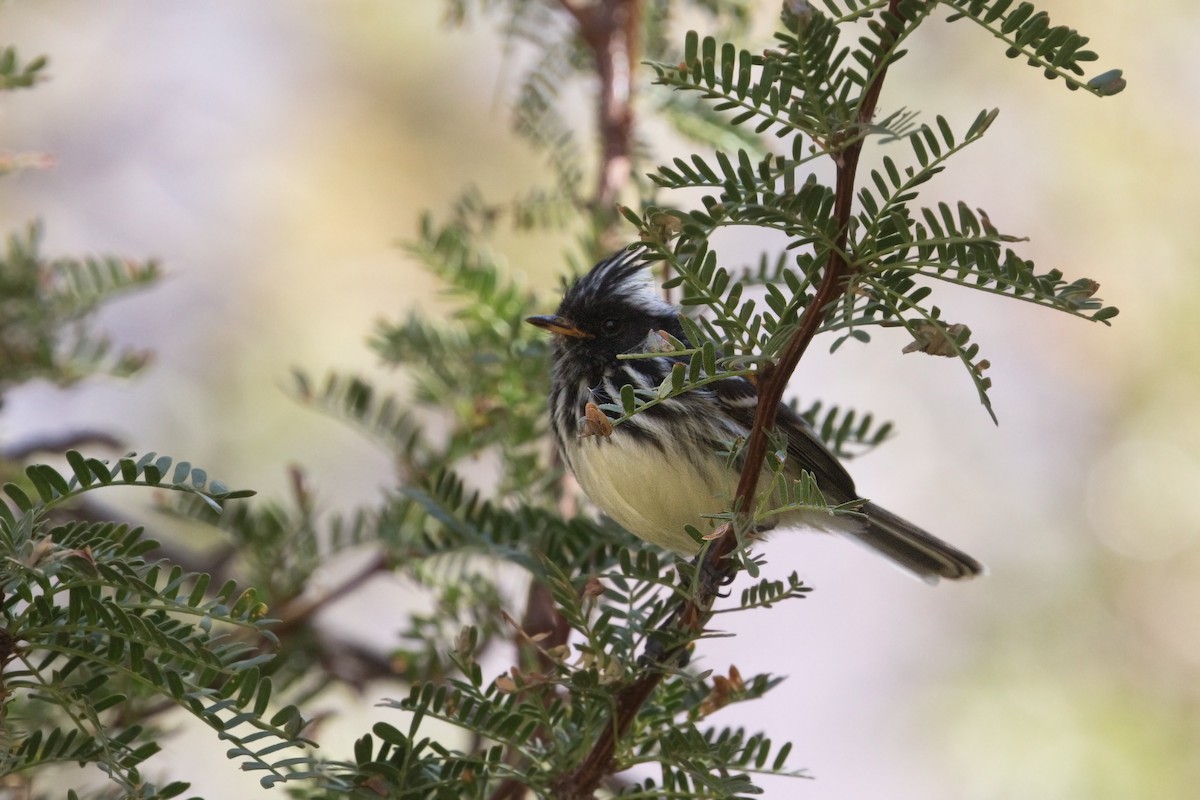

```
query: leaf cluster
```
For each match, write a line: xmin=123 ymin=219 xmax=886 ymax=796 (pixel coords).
xmin=0 ymin=452 xmax=320 ymax=796
xmin=627 ymin=2 xmax=1119 ymax=423
xmin=0 ymin=223 xmax=158 ymax=405
xmin=1 ymin=52 xmax=157 ymax=406
xmin=0 ymin=46 xmax=47 ymax=90
xmin=285 ymin=545 xmax=807 ymax=798
xmin=942 ymin=0 xmax=1125 ymax=94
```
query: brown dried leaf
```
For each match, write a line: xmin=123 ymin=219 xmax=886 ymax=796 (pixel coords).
xmin=701 ymin=521 xmax=732 ymax=541
xmin=650 ymin=329 xmax=678 ymax=353
xmin=578 ymin=402 xmax=614 ymax=438
xmin=581 ymin=575 xmax=605 ymax=600
xmin=698 ymin=665 xmax=747 ymax=717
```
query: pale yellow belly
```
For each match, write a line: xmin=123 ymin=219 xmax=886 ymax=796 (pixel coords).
xmin=568 ymin=428 xmax=854 ymax=554
xmin=569 ymin=433 xmax=732 ymax=554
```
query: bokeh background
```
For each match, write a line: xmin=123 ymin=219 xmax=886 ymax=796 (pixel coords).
xmin=2 ymin=1 xmax=1197 ymax=798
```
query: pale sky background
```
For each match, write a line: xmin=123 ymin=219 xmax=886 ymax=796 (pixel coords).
xmin=2 ymin=1 xmax=1198 ymax=799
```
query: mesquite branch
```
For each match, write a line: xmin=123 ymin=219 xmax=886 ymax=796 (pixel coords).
xmin=559 ymin=0 xmax=640 ymax=218
xmin=552 ymin=1 xmax=910 ymax=796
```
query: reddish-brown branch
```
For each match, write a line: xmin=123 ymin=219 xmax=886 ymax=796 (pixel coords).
xmin=724 ymin=0 xmax=903 ymax=541
xmin=558 ymin=0 xmax=640 ymax=217
xmin=551 ymin=2 xmax=909 ymax=796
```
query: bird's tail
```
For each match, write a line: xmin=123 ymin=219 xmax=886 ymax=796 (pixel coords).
xmin=841 ymin=502 xmax=985 ymax=585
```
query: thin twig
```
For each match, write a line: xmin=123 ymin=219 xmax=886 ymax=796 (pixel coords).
xmin=552 ymin=2 xmax=909 ymax=796
xmin=557 ymin=0 xmax=640 ymax=223
xmin=272 ymin=548 xmax=391 ymax=637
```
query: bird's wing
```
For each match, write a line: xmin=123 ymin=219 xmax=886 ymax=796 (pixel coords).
xmin=712 ymin=375 xmax=859 ymax=503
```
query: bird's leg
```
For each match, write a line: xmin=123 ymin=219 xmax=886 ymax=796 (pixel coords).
xmin=640 ymin=555 xmax=698 ymax=669
xmin=641 ymin=523 xmax=741 ymax=669
xmin=641 ymin=614 xmax=692 ymax=669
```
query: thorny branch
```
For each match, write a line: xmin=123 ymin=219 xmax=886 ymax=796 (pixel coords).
xmin=551 ymin=1 xmax=911 ymax=797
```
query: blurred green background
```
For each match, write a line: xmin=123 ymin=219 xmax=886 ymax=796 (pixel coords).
xmin=2 ymin=1 xmax=1197 ymax=798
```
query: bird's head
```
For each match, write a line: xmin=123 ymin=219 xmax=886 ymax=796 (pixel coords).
xmin=526 ymin=250 xmax=683 ymax=378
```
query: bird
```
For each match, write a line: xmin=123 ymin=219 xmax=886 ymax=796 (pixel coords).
xmin=526 ymin=248 xmax=984 ymax=583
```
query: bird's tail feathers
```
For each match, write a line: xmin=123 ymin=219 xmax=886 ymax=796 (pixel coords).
xmin=839 ymin=502 xmax=985 ymax=585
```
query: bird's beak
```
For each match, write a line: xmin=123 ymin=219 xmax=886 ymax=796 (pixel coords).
xmin=525 ymin=314 xmax=593 ymax=339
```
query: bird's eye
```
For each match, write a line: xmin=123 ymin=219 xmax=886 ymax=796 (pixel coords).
xmin=600 ymin=319 xmax=621 ymax=337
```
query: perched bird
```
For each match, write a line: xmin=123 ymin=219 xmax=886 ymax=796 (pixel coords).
xmin=527 ymin=249 xmax=984 ymax=583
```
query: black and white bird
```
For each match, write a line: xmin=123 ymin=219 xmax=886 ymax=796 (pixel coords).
xmin=527 ymin=249 xmax=983 ymax=584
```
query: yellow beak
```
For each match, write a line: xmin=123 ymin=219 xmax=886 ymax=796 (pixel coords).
xmin=525 ymin=314 xmax=593 ymax=339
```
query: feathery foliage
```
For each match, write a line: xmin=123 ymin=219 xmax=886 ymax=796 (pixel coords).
xmin=0 ymin=223 xmax=157 ymax=402
xmin=0 ymin=452 xmax=322 ymax=796
xmin=2 ymin=2 xmax=1123 ymax=798
xmin=626 ymin=6 xmax=1118 ymax=425
xmin=1 ymin=43 xmax=317 ymax=798
xmin=284 ymin=1 xmax=1121 ymax=796
xmin=0 ymin=46 xmax=47 ymax=90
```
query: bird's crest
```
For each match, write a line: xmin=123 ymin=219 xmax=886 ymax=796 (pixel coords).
xmin=561 ymin=249 xmax=675 ymax=319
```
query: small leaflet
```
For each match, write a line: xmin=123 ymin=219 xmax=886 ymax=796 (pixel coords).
xmin=902 ymin=321 xmax=969 ymax=357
